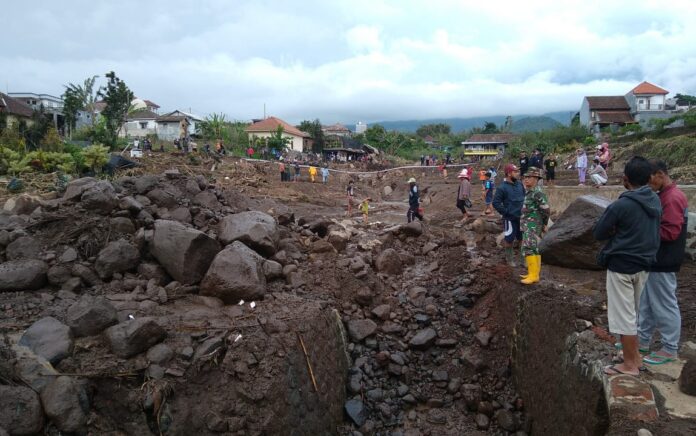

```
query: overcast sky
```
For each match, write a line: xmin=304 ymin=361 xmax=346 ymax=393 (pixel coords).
xmin=3 ymin=0 xmax=696 ymax=125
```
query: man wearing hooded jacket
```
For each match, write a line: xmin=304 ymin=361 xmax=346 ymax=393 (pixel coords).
xmin=594 ymin=156 xmax=661 ymax=377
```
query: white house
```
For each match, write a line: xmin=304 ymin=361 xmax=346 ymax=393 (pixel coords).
xmin=120 ymin=109 xmax=159 ymax=138
xmin=246 ymin=116 xmax=311 ymax=152
xmin=156 ymin=110 xmax=203 ymax=141
xmin=624 ymin=81 xmax=673 ymax=127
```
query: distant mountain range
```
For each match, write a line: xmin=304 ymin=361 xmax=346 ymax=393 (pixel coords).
xmin=352 ymin=111 xmax=575 ymax=133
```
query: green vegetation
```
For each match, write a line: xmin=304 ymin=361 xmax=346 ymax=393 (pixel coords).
xmin=198 ymin=114 xmax=250 ymax=155
xmin=99 ymin=71 xmax=134 ymax=148
xmin=613 ymin=135 xmax=696 ymax=169
xmin=297 ymin=119 xmax=325 ymax=152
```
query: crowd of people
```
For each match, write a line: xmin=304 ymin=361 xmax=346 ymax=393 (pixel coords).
xmin=404 ymin=151 xmax=688 ymax=377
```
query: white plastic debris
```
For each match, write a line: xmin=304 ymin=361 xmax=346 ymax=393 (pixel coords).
xmin=128 ymin=314 xmax=135 ymax=320
xmin=234 ymin=334 xmax=242 ymax=343
xmin=238 ymin=299 xmax=245 ymax=306
xmin=250 ymin=302 xmax=256 ymax=309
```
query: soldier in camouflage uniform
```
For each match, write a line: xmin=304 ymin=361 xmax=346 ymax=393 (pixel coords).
xmin=520 ymin=166 xmax=550 ymax=284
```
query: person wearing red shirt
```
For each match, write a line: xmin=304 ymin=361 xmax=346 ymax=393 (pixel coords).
xmin=638 ymin=160 xmax=689 ymax=365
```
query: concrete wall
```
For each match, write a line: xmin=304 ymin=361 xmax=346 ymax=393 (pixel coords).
xmin=157 ymin=122 xmax=182 ymax=141
xmin=249 ymin=132 xmax=305 ymax=152
xmin=120 ymin=120 xmax=158 ymax=138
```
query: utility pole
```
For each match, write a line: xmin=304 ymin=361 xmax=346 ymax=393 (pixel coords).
xmin=263 ymin=103 xmax=266 ymax=119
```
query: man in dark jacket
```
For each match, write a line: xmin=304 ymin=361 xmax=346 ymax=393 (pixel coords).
xmin=407 ymin=177 xmax=423 ymax=223
xmin=519 ymin=152 xmax=529 ymax=176
xmin=594 ymin=156 xmax=662 ymax=376
xmin=638 ymin=160 xmax=688 ymax=365
xmin=493 ymin=164 xmax=525 ymax=265
xmin=529 ymin=148 xmax=544 ymax=169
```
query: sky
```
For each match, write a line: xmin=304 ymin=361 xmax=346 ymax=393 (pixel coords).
xmin=3 ymin=0 xmax=696 ymax=125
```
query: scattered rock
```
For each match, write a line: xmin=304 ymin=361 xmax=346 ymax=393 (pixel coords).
xmin=218 ymin=211 xmax=279 ymax=256
xmin=81 ymin=180 xmax=118 ymax=214
xmin=401 ymin=221 xmax=423 ymax=237
xmin=375 ymin=248 xmax=403 ymax=275
xmin=495 ymin=409 xmax=518 ymax=432
xmin=347 ymin=319 xmax=378 ymax=342
xmin=327 ymin=228 xmax=351 ymax=251
xmin=263 ymin=260 xmax=283 ymax=280
xmin=94 ymin=239 xmax=140 ymax=279
xmin=679 ymin=354 xmax=696 ymax=396
xmin=475 ymin=330 xmax=493 ymax=347
xmin=40 ymin=376 xmax=89 ymax=433
xmin=475 ymin=413 xmax=490 ymax=430
xmin=63 ymin=177 xmax=98 ymax=201
xmin=6 ymin=236 xmax=42 ymax=260
xmin=19 ymin=317 xmax=73 ymax=365
xmin=345 ymin=399 xmax=367 ymax=426
xmin=0 ymin=259 xmax=48 ymax=292
xmin=200 ymin=241 xmax=267 ymax=303
xmin=3 ymin=193 xmax=41 ymax=215
xmin=150 ymin=219 xmax=220 ymax=285
xmin=66 ymin=296 xmax=119 ymax=337
xmin=147 ymin=343 xmax=174 ymax=364
xmin=409 ymin=328 xmax=437 ymax=350
xmin=311 ymin=239 xmax=335 ymax=253
xmin=104 ymin=317 xmax=167 ymax=358
xmin=371 ymin=304 xmax=391 ymax=320
xmin=0 ymin=385 xmax=44 ymax=435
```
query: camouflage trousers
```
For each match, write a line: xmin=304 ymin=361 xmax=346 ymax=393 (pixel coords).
xmin=521 ymin=221 xmax=543 ymax=256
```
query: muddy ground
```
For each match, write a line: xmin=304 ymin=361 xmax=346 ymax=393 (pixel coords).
xmin=0 ymin=154 xmax=694 ymax=435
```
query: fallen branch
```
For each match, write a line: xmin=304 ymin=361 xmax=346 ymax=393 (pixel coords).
xmin=297 ymin=332 xmax=318 ymax=393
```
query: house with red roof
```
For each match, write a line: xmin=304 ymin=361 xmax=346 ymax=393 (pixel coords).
xmin=579 ymin=81 xmax=675 ymax=133
xmin=624 ymin=81 xmax=674 ymax=127
xmin=246 ymin=116 xmax=311 ymax=152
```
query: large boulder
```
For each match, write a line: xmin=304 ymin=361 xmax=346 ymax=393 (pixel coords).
xmin=218 ymin=211 xmax=279 ymax=256
xmin=149 ymin=220 xmax=220 ymax=284
xmin=0 ymin=259 xmax=48 ymax=291
xmin=104 ymin=317 xmax=166 ymax=358
xmin=80 ymin=180 xmax=118 ymax=214
xmin=19 ymin=317 xmax=73 ymax=365
xmin=0 ymin=385 xmax=44 ymax=435
xmin=94 ymin=239 xmax=140 ymax=279
xmin=200 ymin=241 xmax=267 ymax=303
xmin=539 ymin=195 xmax=612 ymax=270
xmin=40 ymin=376 xmax=89 ymax=434
xmin=375 ymin=248 xmax=403 ymax=275
xmin=63 ymin=177 xmax=98 ymax=201
xmin=66 ymin=296 xmax=119 ymax=337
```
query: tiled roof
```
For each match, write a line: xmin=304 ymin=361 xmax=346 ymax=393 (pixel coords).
xmin=463 ymin=133 xmax=517 ymax=144
xmin=156 ymin=115 xmax=186 ymax=123
xmin=246 ymin=116 xmax=310 ymax=137
xmin=595 ymin=111 xmax=635 ymax=124
xmin=585 ymin=96 xmax=630 ymax=110
xmin=0 ymin=92 xmax=34 ymax=118
xmin=144 ymin=99 xmax=160 ymax=109
xmin=322 ymin=123 xmax=351 ymax=132
xmin=128 ymin=109 xmax=158 ymax=120
xmin=630 ymin=81 xmax=668 ymax=95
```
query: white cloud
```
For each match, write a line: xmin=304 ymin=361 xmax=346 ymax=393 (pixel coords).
xmin=2 ymin=0 xmax=696 ymax=125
